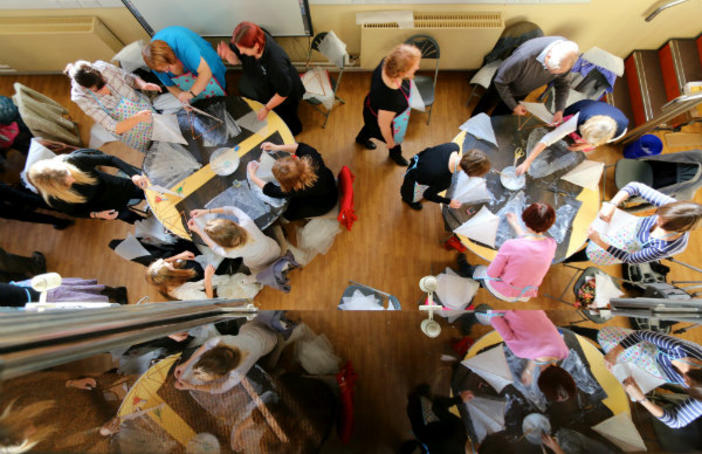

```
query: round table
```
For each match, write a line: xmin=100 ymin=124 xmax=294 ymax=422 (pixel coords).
xmin=143 ymin=96 xmax=294 ymax=240
xmin=444 ymin=115 xmax=600 ymax=263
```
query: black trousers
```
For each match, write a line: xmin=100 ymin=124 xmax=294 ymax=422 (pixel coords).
xmin=0 ymin=247 xmax=41 ymax=282
xmin=471 ymin=81 xmax=525 ymax=117
xmin=563 ymin=246 xmax=590 ymax=263
xmin=273 ymin=97 xmax=302 ymax=136
xmin=400 ymin=163 xmax=418 ymax=203
xmin=0 ymin=183 xmax=69 ymax=227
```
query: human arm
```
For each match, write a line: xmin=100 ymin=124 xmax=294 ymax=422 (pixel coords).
xmin=622 ymin=378 xmax=702 ymax=430
xmin=619 ymin=330 xmax=698 ymax=359
xmin=422 ymin=186 xmax=451 ymax=205
xmin=186 ymin=57 xmax=214 ymax=101
xmin=493 ymin=61 xmax=522 ymax=112
xmin=134 ymin=76 xmax=162 ymax=92
xmin=173 ymin=338 xmax=219 ymax=380
xmin=257 ymin=93 xmax=287 ymax=121
xmin=70 ymin=149 xmax=141 ymax=177
xmin=515 ymin=114 xmax=578 ymax=176
xmin=377 ymin=109 xmax=397 ymax=149
xmin=114 ymin=110 xmax=153 ymax=134
xmin=260 ymin=141 xmax=299 ymax=154
xmin=541 ymin=434 xmax=566 ymax=454
xmin=204 ymin=264 xmax=215 ymax=299
xmin=618 ymin=182 xmax=677 ymax=208
xmin=506 ymin=212 xmax=526 ymax=236
xmin=164 ymin=250 xmax=196 ymax=262
xmin=247 ymin=161 xmax=267 ymax=190
xmin=521 ymin=359 xmax=538 ymax=385
xmin=486 ymin=247 xmax=509 ymax=279
xmin=552 ymin=74 xmax=571 ymax=113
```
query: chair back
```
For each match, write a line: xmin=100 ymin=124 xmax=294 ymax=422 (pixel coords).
xmin=405 ymin=34 xmax=440 ymax=96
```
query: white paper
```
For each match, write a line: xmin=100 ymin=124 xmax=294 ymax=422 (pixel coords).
xmin=409 ymin=79 xmax=425 ymax=112
xmin=592 ymin=208 xmax=639 ymax=240
xmin=462 ymin=346 xmax=513 ymax=392
xmin=465 ymin=397 xmax=506 ymax=443
xmin=236 ymin=110 xmax=268 ymax=135
xmin=256 ymin=152 xmax=277 ymax=182
xmin=591 ymin=413 xmax=647 ymax=452
xmin=317 ymin=30 xmax=348 ymax=69
xmin=453 ymin=206 xmax=499 ymax=248
xmin=469 ymin=60 xmax=502 ymax=89
xmin=151 ymin=113 xmax=187 ymax=144
xmin=453 ymin=173 xmax=493 ymax=205
xmin=610 ymin=362 xmax=666 ymax=397
xmin=561 ymin=160 xmax=605 ymax=190
xmin=459 ymin=113 xmax=498 ymax=147
xmin=355 ymin=10 xmax=414 ymax=28
xmin=521 ymin=102 xmax=554 ymax=125
xmin=594 ymin=273 xmax=624 ymax=308
xmin=113 ymin=234 xmax=151 ymax=260
xmin=435 ymin=272 xmax=479 ymax=310
xmin=582 ymin=46 xmax=625 ymax=77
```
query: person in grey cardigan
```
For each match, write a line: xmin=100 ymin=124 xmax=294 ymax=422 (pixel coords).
xmin=472 ymin=36 xmax=579 ymax=123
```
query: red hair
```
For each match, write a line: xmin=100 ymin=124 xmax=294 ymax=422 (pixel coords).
xmin=522 ymin=202 xmax=556 ymax=233
xmin=232 ymin=21 xmax=266 ymax=50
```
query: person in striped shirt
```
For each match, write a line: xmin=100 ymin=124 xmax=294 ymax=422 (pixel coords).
xmin=565 ymin=181 xmax=702 ymax=263
xmin=602 ymin=329 xmax=702 ymax=428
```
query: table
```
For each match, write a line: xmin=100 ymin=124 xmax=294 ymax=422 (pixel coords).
xmin=443 ymin=115 xmax=600 ymax=263
xmin=143 ymin=96 xmax=294 ymax=240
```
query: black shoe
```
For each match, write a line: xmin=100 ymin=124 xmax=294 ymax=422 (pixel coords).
xmin=355 ymin=137 xmax=376 ymax=150
xmin=389 ymin=151 xmax=409 ymax=166
xmin=31 ymin=251 xmax=46 ymax=275
xmin=101 ymin=286 xmax=128 ymax=305
xmin=456 ymin=253 xmax=475 ymax=277
xmin=404 ymin=200 xmax=422 ymax=210
xmin=53 ymin=219 xmax=74 ymax=230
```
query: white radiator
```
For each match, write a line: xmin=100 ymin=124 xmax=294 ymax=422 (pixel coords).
xmin=360 ymin=13 xmax=504 ymax=71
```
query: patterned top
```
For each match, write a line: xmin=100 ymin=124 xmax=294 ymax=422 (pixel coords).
xmin=70 ymin=60 xmax=146 ymax=133
xmin=606 ymin=182 xmax=689 ymax=263
xmin=659 ymin=398 xmax=702 ymax=429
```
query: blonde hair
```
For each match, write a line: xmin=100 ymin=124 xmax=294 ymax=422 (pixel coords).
xmin=145 ymin=259 xmax=198 ymax=297
xmin=0 ymin=399 xmax=56 ymax=454
xmin=272 ymin=155 xmax=318 ymax=192
xmin=27 ymin=157 xmax=97 ymax=205
xmin=205 ymin=218 xmax=248 ymax=249
xmin=142 ymin=40 xmax=177 ymax=70
xmin=579 ymin=115 xmax=617 ymax=147
xmin=383 ymin=44 xmax=421 ymax=79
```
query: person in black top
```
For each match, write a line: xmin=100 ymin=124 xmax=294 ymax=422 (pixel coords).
xmin=0 ymin=182 xmax=73 ymax=229
xmin=217 ymin=21 xmax=305 ymax=136
xmin=248 ymin=141 xmax=338 ymax=221
xmin=27 ymin=148 xmax=147 ymax=223
xmin=0 ymin=247 xmax=45 ymax=283
xmin=355 ymin=44 xmax=421 ymax=166
xmin=401 ymin=144 xmax=490 ymax=210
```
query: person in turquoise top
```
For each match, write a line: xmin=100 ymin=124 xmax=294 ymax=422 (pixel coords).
xmin=142 ymin=26 xmax=227 ymax=104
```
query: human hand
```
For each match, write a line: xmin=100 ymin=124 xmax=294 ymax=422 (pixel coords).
xmin=551 ymin=110 xmax=564 ymax=125
xmin=134 ymin=109 xmax=152 ymax=124
xmin=174 ymin=364 xmax=186 ymax=380
xmin=521 ymin=367 xmax=534 ymax=385
xmin=141 ymin=82 xmax=162 ymax=92
xmin=205 ymin=264 xmax=215 ymax=280
xmin=94 ymin=209 xmax=119 ymax=220
xmin=177 ymin=251 xmax=196 ymax=261
xmin=187 ymin=218 xmax=201 ymax=232
xmin=587 ymin=226 xmax=601 ymax=242
xmin=603 ymin=345 xmax=623 ymax=369
xmin=177 ymin=90 xmax=194 ymax=104
xmin=168 ymin=332 xmax=190 ymax=343
xmin=506 ymin=212 xmax=518 ymax=224
xmin=599 ymin=202 xmax=615 ymax=223
xmin=623 ymin=377 xmax=645 ymax=401
xmin=260 ymin=141 xmax=276 ymax=151
xmin=216 ymin=41 xmax=240 ymax=65
xmin=459 ymin=390 xmax=475 ymax=403
xmin=513 ymin=104 xmax=527 ymax=116
xmin=174 ymin=379 xmax=192 ymax=391
xmin=449 ymin=199 xmax=462 ymax=209
xmin=257 ymin=107 xmax=269 ymax=121
xmin=189 ymin=209 xmax=208 ymax=219
xmin=247 ymin=160 xmax=260 ymax=176
xmin=515 ymin=162 xmax=529 ymax=176
xmin=541 ymin=434 xmax=559 ymax=450
xmin=131 ymin=174 xmax=149 ymax=189
xmin=66 ymin=377 xmax=97 ymax=390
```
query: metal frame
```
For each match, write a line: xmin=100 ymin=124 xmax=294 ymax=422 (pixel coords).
xmin=304 ymin=32 xmax=346 ymax=129
xmin=405 ymin=34 xmax=440 ymax=125
xmin=621 ymin=92 xmax=702 ymax=144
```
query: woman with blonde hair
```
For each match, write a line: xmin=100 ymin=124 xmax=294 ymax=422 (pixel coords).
xmin=187 ymin=206 xmax=280 ymax=271
xmin=247 ymin=141 xmax=338 ymax=220
xmin=142 ymin=26 xmax=227 ymax=103
xmin=65 ymin=59 xmax=160 ymax=152
xmin=355 ymin=43 xmax=422 ymax=166
xmin=516 ymin=99 xmax=629 ymax=175
xmin=0 ymin=399 xmax=56 ymax=453
xmin=27 ymin=149 xmax=148 ymax=223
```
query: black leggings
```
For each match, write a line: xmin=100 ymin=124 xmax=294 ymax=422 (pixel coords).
xmin=563 ymin=246 xmax=590 ymax=263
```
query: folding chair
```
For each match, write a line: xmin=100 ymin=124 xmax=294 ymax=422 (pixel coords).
xmin=12 ymin=82 xmax=80 ymax=146
xmin=303 ymin=32 xmax=347 ymax=128
xmin=405 ymin=34 xmax=440 ymax=125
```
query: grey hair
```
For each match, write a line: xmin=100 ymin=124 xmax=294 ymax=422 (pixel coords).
xmin=546 ymin=40 xmax=579 ymax=71
xmin=579 ymin=115 xmax=617 ymax=146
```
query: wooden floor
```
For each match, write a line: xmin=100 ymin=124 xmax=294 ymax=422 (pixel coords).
xmin=1 ymin=71 xmax=702 ymax=451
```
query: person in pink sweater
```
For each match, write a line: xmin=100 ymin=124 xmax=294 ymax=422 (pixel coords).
xmin=463 ymin=203 xmax=557 ymax=302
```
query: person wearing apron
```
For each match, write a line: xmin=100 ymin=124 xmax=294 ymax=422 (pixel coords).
xmin=216 ymin=22 xmax=305 ymax=136
xmin=400 ymin=144 xmax=490 ymax=210
xmin=355 ymin=44 xmax=422 ymax=166
xmin=516 ymin=99 xmax=629 ymax=176
xmin=458 ymin=203 xmax=557 ymax=302
xmin=564 ymin=182 xmax=700 ymax=265
xmin=143 ymin=26 xmax=227 ymax=104
xmin=66 ymin=60 xmax=160 ymax=153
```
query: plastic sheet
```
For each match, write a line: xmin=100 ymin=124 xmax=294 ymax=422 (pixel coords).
xmin=236 ymin=110 xmax=268 ymax=135
xmin=454 ymin=205 xmax=500 ymax=248
xmin=292 ymin=324 xmax=342 ymax=375
xmin=204 ymin=181 xmax=269 ymax=222
xmin=435 ymin=271 xmax=479 ymax=310
xmin=179 ymin=101 xmax=241 ymax=147
xmin=151 ymin=113 xmax=187 ymax=144
xmin=453 ymin=173 xmax=493 ymax=205
xmin=527 ymin=127 xmax=585 ymax=179
xmin=409 ymin=79 xmax=425 ymax=112
xmin=143 ymin=141 xmax=202 ymax=189
xmin=547 ymin=201 xmax=580 ymax=244
xmin=301 ymin=67 xmax=335 ymax=111
xmin=459 ymin=113 xmax=498 ymax=147
xmin=89 ymin=123 xmax=117 ymax=149
xmin=247 ymin=172 xmax=286 ymax=208
xmin=494 ymin=191 xmax=526 ymax=249
xmin=465 ymin=397 xmax=506 ymax=443
xmin=216 ymin=273 xmax=263 ymax=300
xmin=338 ymin=289 xmax=384 ymax=311
xmin=117 ymin=417 xmax=178 ymax=454
xmin=193 ymin=245 xmax=225 ymax=272
xmin=134 ymin=215 xmax=178 ymax=246
xmin=152 ymin=93 xmax=183 ymax=114
xmin=317 ymin=30 xmax=348 ymax=68
xmin=113 ymin=234 xmax=151 ymax=260
xmin=297 ymin=218 xmax=341 ymax=256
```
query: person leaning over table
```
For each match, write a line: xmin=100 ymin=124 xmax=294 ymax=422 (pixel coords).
xmin=142 ymin=25 xmax=227 ymax=104
xmin=600 ymin=327 xmax=702 ymax=428
xmin=247 ymin=141 xmax=338 ymax=220
xmin=400 ymin=143 xmax=490 ymax=211
xmin=65 ymin=60 xmax=161 ymax=153
xmin=564 ymin=181 xmax=702 ymax=265
xmin=27 ymin=148 xmax=148 ymax=224
xmin=471 ymin=37 xmax=579 ymax=121
xmin=354 ymin=43 xmax=421 ymax=167
xmin=216 ymin=21 xmax=305 ymax=136
xmin=515 ymin=99 xmax=629 ymax=176
xmin=457 ymin=203 xmax=557 ymax=302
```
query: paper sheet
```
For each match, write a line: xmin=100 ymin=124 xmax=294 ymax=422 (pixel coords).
xmin=465 ymin=397 xmax=506 ymax=443
xmin=134 ymin=215 xmax=177 ymax=245
xmin=453 ymin=174 xmax=493 ymax=205
xmin=302 ymin=68 xmax=335 ymax=111
xmin=152 ymin=93 xmax=182 ymax=114
xmin=409 ymin=79 xmax=425 ymax=112
xmin=317 ymin=30 xmax=348 ymax=69
xmin=151 ymin=113 xmax=188 ymax=144
xmin=113 ymin=234 xmax=151 ymax=260
xmin=591 ymin=413 xmax=647 ymax=452
xmin=521 ymin=102 xmax=554 ymax=125
xmin=594 ymin=273 xmax=623 ymax=308
xmin=561 ymin=159 xmax=605 ymax=190
xmin=355 ymin=10 xmax=414 ymax=28
xmin=610 ymin=362 xmax=666 ymax=397
xmin=338 ymin=289 xmax=384 ymax=311
xmin=582 ymin=46 xmax=625 ymax=77
xmin=591 ymin=208 xmax=639 ymax=240
xmin=256 ymin=152 xmax=277 ymax=182
xmin=236 ymin=110 xmax=268 ymax=135
xmin=453 ymin=205 xmax=499 ymax=248
xmin=435 ymin=272 xmax=479 ymax=310
xmin=459 ymin=113 xmax=498 ymax=147
xmin=462 ymin=346 xmax=513 ymax=392
xmin=111 ymin=40 xmax=146 ymax=73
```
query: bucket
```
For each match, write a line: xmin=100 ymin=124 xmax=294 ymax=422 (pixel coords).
xmin=623 ymin=134 xmax=663 ymax=158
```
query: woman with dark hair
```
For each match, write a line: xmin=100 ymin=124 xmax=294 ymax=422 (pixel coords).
xmin=65 ymin=59 xmax=161 ymax=152
xmin=355 ymin=43 xmax=421 ymax=166
xmin=459 ymin=203 xmax=557 ymax=302
xmin=566 ymin=182 xmax=702 ymax=264
xmin=599 ymin=328 xmax=702 ymax=428
xmin=247 ymin=141 xmax=338 ymax=220
xmin=537 ymin=365 xmax=577 ymax=402
xmin=216 ymin=22 xmax=305 ymax=135
xmin=143 ymin=26 xmax=227 ymax=103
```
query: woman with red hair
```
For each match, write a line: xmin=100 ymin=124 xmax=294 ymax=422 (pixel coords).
xmin=217 ymin=22 xmax=305 ymax=135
